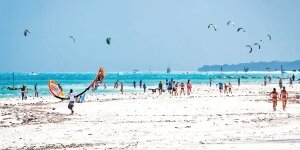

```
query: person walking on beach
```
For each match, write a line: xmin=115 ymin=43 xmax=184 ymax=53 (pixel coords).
xmin=180 ymin=82 xmax=185 ymax=95
xmin=279 ymin=78 xmax=283 ymax=90
xmin=24 ymin=86 xmax=28 ymax=100
xmin=139 ymin=80 xmax=142 ymax=88
xmin=270 ymin=88 xmax=278 ymax=111
xmin=21 ymin=85 xmax=25 ymax=100
xmin=280 ymin=86 xmax=288 ymax=111
xmin=120 ymin=82 xmax=124 ymax=94
xmin=167 ymin=81 xmax=173 ymax=94
xmin=238 ymin=77 xmax=241 ymax=86
xmin=289 ymin=78 xmax=293 ymax=88
xmin=68 ymin=89 xmax=75 ymax=115
xmin=187 ymin=80 xmax=192 ymax=95
xmin=264 ymin=76 xmax=267 ymax=86
xmin=158 ymin=81 xmax=163 ymax=95
xmin=209 ymin=78 xmax=212 ymax=87
xmin=143 ymin=83 xmax=146 ymax=93
xmin=228 ymin=82 xmax=232 ymax=94
xmin=224 ymin=83 xmax=228 ymax=94
xmin=114 ymin=80 xmax=119 ymax=89
xmin=133 ymin=81 xmax=136 ymax=89
xmin=173 ymin=82 xmax=179 ymax=96
xmin=34 ymin=84 xmax=38 ymax=97
xmin=217 ymin=82 xmax=223 ymax=94
xmin=166 ymin=78 xmax=169 ymax=87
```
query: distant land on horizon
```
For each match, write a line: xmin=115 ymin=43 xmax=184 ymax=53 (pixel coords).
xmin=198 ymin=60 xmax=300 ymax=72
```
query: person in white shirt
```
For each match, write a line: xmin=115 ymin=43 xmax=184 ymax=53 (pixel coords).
xmin=68 ymin=89 xmax=75 ymax=115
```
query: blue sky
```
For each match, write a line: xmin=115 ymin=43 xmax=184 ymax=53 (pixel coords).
xmin=0 ymin=0 xmax=299 ymax=72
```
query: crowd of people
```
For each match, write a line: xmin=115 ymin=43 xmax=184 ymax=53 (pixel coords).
xmin=20 ymin=84 xmax=39 ymax=100
xmin=18 ymin=74 xmax=296 ymax=114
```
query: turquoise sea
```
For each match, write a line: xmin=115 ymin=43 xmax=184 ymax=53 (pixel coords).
xmin=0 ymin=71 xmax=298 ymax=98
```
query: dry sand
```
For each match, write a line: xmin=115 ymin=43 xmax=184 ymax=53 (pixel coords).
xmin=1 ymin=84 xmax=300 ymax=149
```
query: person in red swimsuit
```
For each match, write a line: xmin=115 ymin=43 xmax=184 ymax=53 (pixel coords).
xmin=270 ymin=88 xmax=278 ymax=111
xmin=280 ymin=86 xmax=288 ymax=111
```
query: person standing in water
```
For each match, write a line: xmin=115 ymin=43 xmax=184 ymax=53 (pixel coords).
xmin=114 ymin=80 xmax=119 ymax=89
xmin=68 ymin=89 xmax=75 ymax=115
xmin=238 ymin=77 xmax=241 ymax=86
xmin=120 ymin=82 xmax=124 ymax=94
xmin=270 ymin=88 xmax=278 ymax=111
xmin=143 ymin=83 xmax=146 ymax=93
xmin=133 ymin=81 xmax=136 ymax=89
xmin=280 ymin=86 xmax=288 ymax=111
xmin=139 ymin=80 xmax=142 ymax=88
xmin=34 ymin=84 xmax=38 ymax=97
xmin=209 ymin=78 xmax=212 ymax=87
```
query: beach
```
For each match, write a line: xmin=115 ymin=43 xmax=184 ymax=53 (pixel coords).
xmin=1 ymin=84 xmax=300 ymax=149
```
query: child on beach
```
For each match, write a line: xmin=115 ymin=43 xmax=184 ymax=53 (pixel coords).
xmin=270 ymin=88 xmax=278 ymax=111
xmin=280 ymin=86 xmax=288 ymax=111
xmin=68 ymin=89 xmax=75 ymax=115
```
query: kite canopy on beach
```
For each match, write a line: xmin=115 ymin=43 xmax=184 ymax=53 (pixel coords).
xmin=48 ymin=67 xmax=106 ymax=100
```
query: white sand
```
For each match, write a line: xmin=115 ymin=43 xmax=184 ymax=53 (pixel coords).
xmin=1 ymin=84 xmax=300 ymax=149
